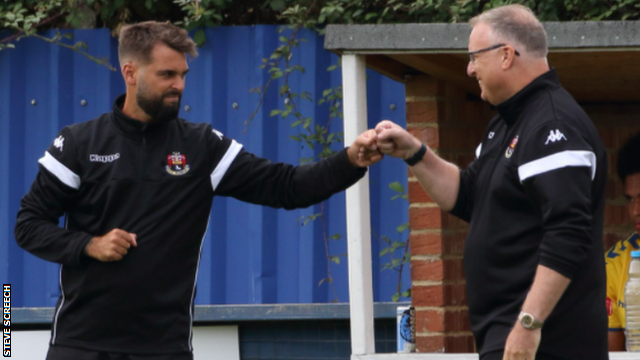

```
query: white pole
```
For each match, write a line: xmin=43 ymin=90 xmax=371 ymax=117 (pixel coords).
xmin=342 ymin=54 xmax=375 ymax=355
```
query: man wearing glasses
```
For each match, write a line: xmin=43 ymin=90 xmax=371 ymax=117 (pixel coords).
xmin=375 ymin=4 xmax=607 ymax=360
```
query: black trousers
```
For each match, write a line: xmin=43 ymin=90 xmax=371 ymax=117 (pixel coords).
xmin=481 ymin=350 xmax=571 ymax=360
xmin=46 ymin=345 xmax=193 ymax=360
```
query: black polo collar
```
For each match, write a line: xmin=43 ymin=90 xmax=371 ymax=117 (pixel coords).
xmin=110 ymin=94 xmax=173 ymax=140
xmin=496 ymin=68 xmax=561 ymax=125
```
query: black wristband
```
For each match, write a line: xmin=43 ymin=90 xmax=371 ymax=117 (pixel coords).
xmin=404 ymin=143 xmax=427 ymax=166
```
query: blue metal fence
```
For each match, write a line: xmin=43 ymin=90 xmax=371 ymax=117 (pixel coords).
xmin=0 ymin=26 xmax=409 ymax=307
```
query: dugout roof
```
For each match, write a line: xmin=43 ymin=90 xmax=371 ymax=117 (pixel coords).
xmin=325 ymin=21 xmax=640 ymax=102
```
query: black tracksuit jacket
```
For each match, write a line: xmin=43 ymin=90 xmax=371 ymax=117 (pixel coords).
xmin=451 ymin=70 xmax=608 ymax=359
xmin=14 ymin=95 xmax=366 ymax=354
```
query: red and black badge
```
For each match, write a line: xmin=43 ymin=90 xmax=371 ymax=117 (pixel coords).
xmin=166 ymin=152 xmax=190 ymax=176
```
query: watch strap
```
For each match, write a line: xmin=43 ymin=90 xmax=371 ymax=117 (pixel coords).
xmin=518 ymin=311 xmax=544 ymax=330
xmin=404 ymin=144 xmax=427 ymax=166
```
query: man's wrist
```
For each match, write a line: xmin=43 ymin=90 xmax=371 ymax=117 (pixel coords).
xmin=404 ymin=143 xmax=427 ymax=166
xmin=518 ymin=311 xmax=544 ymax=330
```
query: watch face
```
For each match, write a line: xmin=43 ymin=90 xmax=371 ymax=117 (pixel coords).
xmin=522 ymin=314 xmax=533 ymax=327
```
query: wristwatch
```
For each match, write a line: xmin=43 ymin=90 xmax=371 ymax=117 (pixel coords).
xmin=518 ymin=311 xmax=543 ymax=330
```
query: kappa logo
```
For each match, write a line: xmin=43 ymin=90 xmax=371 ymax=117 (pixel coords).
xmin=545 ymin=129 xmax=567 ymax=145
xmin=505 ymin=136 xmax=519 ymax=158
xmin=166 ymin=152 xmax=190 ymax=176
xmin=53 ymin=136 xmax=64 ymax=152
xmin=90 ymin=153 xmax=120 ymax=163
xmin=212 ymin=129 xmax=224 ymax=140
xmin=488 ymin=132 xmax=495 ymax=139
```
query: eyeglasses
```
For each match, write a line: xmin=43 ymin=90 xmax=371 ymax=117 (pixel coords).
xmin=468 ymin=44 xmax=520 ymax=63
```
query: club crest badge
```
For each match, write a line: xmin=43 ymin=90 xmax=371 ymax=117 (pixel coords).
xmin=505 ymin=136 xmax=519 ymax=158
xmin=166 ymin=152 xmax=190 ymax=176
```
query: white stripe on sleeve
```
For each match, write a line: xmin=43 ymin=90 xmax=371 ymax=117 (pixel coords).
xmin=518 ymin=150 xmax=596 ymax=183
xmin=38 ymin=151 xmax=81 ymax=190
xmin=210 ymin=140 xmax=243 ymax=191
xmin=475 ymin=143 xmax=482 ymax=159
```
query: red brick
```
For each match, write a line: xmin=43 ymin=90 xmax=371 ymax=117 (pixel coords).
xmin=442 ymin=232 xmax=467 ymax=255
xmin=443 ymin=258 xmax=465 ymax=281
xmin=411 ymin=258 xmax=444 ymax=281
xmin=413 ymin=284 xmax=467 ymax=307
xmin=444 ymin=335 xmax=476 ymax=353
xmin=408 ymin=126 xmax=439 ymax=149
xmin=406 ymin=101 xmax=440 ymax=124
xmin=416 ymin=309 xmax=445 ymax=332
xmin=412 ymin=285 xmax=444 ymax=307
xmin=444 ymin=309 xmax=471 ymax=332
xmin=416 ymin=335 xmax=446 ymax=353
xmin=408 ymin=181 xmax=433 ymax=203
xmin=442 ymin=212 xmax=468 ymax=230
xmin=409 ymin=207 xmax=443 ymax=230
xmin=406 ymin=75 xmax=444 ymax=98
xmin=410 ymin=233 xmax=442 ymax=256
xmin=443 ymin=283 xmax=468 ymax=306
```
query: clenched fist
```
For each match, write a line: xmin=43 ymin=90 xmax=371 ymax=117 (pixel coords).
xmin=85 ymin=228 xmax=137 ymax=262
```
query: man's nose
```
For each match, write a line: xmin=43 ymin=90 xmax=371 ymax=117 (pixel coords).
xmin=467 ymin=61 xmax=476 ymax=77
xmin=633 ymin=199 xmax=640 ymax=217
xmin=173 ymin=77 xmax=185 ymax=92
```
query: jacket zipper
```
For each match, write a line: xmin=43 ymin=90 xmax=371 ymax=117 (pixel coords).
xmin=140 ymin=128 xmax=147 ymax=181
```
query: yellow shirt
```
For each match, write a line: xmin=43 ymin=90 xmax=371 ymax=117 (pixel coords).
xmin=605 ymin=233 xmax=640 ymax=331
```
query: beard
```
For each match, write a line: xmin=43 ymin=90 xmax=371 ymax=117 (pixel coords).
xmin=136 ymin=80 xmax=181 ymax=124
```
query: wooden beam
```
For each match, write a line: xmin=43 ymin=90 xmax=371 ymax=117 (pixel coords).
xmin=388 ymin=54 xmax=480 ymax=96
xmin=365 ymin=55 xmax=415 ymax=83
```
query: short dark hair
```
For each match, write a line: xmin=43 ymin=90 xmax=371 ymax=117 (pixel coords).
xmin=118 ymin=21 xmax=198 ymax=65
xmin=618 ymin=132 xmax=640 ymax=184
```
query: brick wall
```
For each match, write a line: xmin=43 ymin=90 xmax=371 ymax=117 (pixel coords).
xmin=405 ymin=75 xmax=640 ymax=353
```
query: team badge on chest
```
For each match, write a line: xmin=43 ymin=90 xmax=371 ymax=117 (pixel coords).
xmin=166 ymin=152 xmax=190 ymax=175
xmin=505 ymin=136 xmax=519 ymax=158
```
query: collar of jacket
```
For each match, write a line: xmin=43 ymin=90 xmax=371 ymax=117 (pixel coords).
xmin=111 ymin=94 xmax=173 ymax=141
xmin=496 ymin=68 xmax=561 ymax=125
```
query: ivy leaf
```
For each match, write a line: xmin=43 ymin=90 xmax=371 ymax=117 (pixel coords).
xmin=392 ymin=292 xmax=400 ymax=302
xmin=401 ymin=288 xmax=412 ymax=298
xmin=396 ymin=222 xmax=409 ymax=234
xmin=389 ymin=181 xmax=405 ymax=194
xmin=270 ymin=0 xmax=286 ymax=11
xmin=290 ymin=135 xmax=302 ymax=142
xmin=194 ymin=29 xmax=206 ymax=47
xmin=270 ymin=109 xmax=282 ymax=117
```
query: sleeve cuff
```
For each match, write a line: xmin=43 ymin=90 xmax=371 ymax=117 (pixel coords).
xmin=539 ymin=256 xmax=576 ymax=280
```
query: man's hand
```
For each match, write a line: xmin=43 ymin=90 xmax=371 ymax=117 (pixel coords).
xmin=347 ymin=129 xmax=383 ymax=167
xmin=503 ymin=323 xmax=541 ymax=360
xmin=374 ymin=120 xmax=423 ymax=160
xmin=85 ymin=229 xmax=137 ymax=262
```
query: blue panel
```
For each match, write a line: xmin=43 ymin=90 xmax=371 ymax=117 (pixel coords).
xmin=1 ymin=25 xmax=408 ymax=307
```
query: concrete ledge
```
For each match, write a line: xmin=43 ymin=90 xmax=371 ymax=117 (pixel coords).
xmin=325 ymin=21 xmax=640 ymax=52
xmin=13 ymin=302 xmax=407 ymax=324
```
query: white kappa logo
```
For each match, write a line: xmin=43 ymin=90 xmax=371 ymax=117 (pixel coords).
xmin=545 ymin=129 xmax=567 ymax=145
xmin=488 ymin=132 xmax=495 ymax=139
xmin=212 ymin=129 xmax=224 ymax=140
xmin=53 ymin=136 xmax=64 ymax=151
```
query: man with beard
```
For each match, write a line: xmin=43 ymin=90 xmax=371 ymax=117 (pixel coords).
xmin=14 ymin=21 xmax=382 ymax=360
